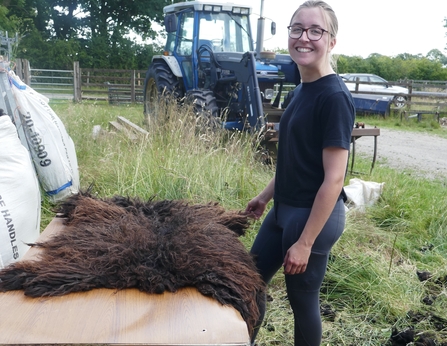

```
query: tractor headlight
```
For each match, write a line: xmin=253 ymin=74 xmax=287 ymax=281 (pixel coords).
xmin=264 ymin=89 xmax=274 ymax=100
xmin=204 ymin=5 xmax=221 ymax=12
xmin=233 ymin=7 xmax=250 ymax=15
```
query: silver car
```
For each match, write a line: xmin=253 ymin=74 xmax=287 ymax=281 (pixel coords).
xmin=340 ymin=73 xmax=408 ymax=108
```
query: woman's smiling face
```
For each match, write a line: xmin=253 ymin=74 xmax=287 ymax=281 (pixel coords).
xmin=288 ymin=7 xmax=336 ymax=76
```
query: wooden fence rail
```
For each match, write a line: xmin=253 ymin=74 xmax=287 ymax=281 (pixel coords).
xmin=16 ymin=59 xmax=146 ymax=104
xmin=73 ymin=62 xmax=147 ymax=103
xmin=15 ymin=59 xmax=447 ymax=116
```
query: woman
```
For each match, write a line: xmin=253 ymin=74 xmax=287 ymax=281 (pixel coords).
xmin=245 ymin=1 xmax=355 ymax=345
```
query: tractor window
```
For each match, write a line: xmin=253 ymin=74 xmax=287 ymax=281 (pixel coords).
xmin=165 ymin=32 xmax=176 ymax=53
xmin=177 ymin=11 xmax=194 ymax=56
xmin=198 ymin=12 xmax=252 ymax=52
xmin=229 ymin=14 xmax=252 ymax=52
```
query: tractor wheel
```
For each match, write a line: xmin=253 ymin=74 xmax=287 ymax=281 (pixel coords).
xmin=186 ymin=90 xmax=221 ymax=130
xmin=143 ymin=60 xmax=183 ymax=120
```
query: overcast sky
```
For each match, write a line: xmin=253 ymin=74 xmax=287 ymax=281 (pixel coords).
xmin=232 ymin=0 xmax=447 ymax=57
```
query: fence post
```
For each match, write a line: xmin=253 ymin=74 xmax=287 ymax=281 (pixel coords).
xmin=73 ymin=61 xmax=81 ymax=102
xmin=0 ymin=60 xmax=32 ymax=152
xmin=15 ymin=58 xmax=23 ymax=80
xmin=131 ymin=70 xmax=136 ymax=102
xmin=16 ymin=59 xmax=31 ymax=85
xmin=407 ymin=80 xmax=413 ymax=105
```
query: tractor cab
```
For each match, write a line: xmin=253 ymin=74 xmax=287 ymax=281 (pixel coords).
xmin=163 ymin=2 xmax=255 ymax=91
xmin=144 ymin=1 xmax=300 ymax=141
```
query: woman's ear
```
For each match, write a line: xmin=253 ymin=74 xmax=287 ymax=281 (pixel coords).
xmin=328 ymin=37 xmax=336 ymax=53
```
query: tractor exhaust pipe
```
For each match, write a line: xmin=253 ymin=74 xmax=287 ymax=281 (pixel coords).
xmin=255 ymin=0 xmax=265 ymax=58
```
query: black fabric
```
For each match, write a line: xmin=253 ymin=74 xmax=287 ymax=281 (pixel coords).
xmin=250 ymin=199 xmax=346 ymax=345
xmin=274 ymin=74 xmax=355 ymax=208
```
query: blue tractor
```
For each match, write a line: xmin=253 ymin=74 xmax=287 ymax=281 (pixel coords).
xmin=143 ymin=1 xmax=300 ymax=151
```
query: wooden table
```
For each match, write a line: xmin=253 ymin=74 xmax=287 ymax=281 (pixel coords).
xmin=263 ymin=125 xmax=381 ymax=174
xmin=350 ymin=127 xmax=380 ymax=174
xmin=0 ymin=218 xmax=250 ymax=346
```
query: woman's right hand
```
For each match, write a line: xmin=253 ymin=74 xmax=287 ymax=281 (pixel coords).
xmin=244 ymin=177 xmax=275 ymax=219
xmin=245 ymin=197 xmax=268 ymax=219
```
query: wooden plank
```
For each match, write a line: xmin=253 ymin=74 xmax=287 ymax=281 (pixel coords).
xmin=117 ymin=116 xmax=149 ymax=136
xmin=108 ymin=120 xmax=138 ymax=140
xmin=82 ymin=68 xmax=147 ymax=74
xmin=81 ymin=95 xmax=108 ymax=101
xmin=351 ymin=128 xmax=380 ymax=137
xmin=108 ymin=120 xmax=125 ymax=132
xmin=0 ymin=218 xmax=250 ymax=345
xmin=265 ymin=127 xmax=380 ymax=143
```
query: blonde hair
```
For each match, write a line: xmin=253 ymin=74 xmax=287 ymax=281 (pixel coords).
xmin=291 ymin=1 xmax=338 ymax=71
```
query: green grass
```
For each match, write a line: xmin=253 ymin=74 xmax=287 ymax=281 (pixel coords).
xmin=45 ymin=101 xmax=447 ymax=345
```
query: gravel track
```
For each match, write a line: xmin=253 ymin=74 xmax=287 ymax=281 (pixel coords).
xmin=353 ymin=127 xmax=447 ymax=180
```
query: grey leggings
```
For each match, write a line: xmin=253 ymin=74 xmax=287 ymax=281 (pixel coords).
xmin=250 ymin=199 xmax=345 ymax=346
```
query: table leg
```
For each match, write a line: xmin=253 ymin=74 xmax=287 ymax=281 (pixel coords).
xmin=370 ymin=135 xmax=378 ymax=174
xmin=350 ymin=138 xmax=356 ymax=173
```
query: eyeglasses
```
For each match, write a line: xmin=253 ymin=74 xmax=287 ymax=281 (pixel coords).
xmin=287 ymin=26 xmax=329 ymax=41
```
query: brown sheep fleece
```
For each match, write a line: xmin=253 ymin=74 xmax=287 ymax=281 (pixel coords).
xmin=0 ymin=192 xmax=266 ymax=336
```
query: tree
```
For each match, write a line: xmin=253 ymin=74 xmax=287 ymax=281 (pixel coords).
xmin=426 ymin=49 xmax=447 ymax=66
xmin=0 ymin=5 xmax=12 ymax=31
xmin=18 ymin=29 xmax=80 ymax=69
xmin=22 ymin=0 xmax=168 ymax=41
xmin=395 ymin=53 xmax=423 ymax=61
xmin=1 ymin=0 xmax=25 ymax=32
xmin=0 ymin=0 xmax=35 ymax=60
xmin=444 ymin=17 xmax=447 ymax=51
xmin=14 ymin=0 xmax=172 ymax=68
xmin=336 ymin=55 xmax=369 ymax=74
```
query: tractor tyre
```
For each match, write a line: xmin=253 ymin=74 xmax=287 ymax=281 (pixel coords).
xmin=186 ymin=90 xmax=221 ymax=130
xmin=143 ymin=60 xmax=183 ymax=120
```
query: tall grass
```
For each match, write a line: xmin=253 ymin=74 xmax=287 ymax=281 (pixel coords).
xmin=51 ymin=100 xmax=272 ymax=205
xmin=47 ymin=101 xmax=447 ymax=345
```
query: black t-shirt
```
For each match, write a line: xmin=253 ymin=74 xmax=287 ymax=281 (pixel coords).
xmin=274 ymin=74 xmax=356 ymax=208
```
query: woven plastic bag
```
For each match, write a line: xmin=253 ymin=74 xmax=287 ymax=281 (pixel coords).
xmin=0 ymin=115 xmax=41 ymax=268
xmin=9 ymin=72 xmax=80 ymax=202
xmin=344 ymin=178 xmax=384 ymax=212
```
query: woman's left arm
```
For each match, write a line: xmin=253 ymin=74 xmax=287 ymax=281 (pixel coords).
xmin=283 ymin=147 xmax=349 ymax=275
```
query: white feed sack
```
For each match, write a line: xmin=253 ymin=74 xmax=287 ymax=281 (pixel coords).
xmin=9 ymin=72 xmax=80 ymax=202
xmin=344 ymin=178 xmax=385 ymax=212
xmin=0 ymin=115 xmax=41 ymax=269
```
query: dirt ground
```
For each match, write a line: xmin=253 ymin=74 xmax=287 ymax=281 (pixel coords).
xmin=352 ymin=125 xmax=447 ymax=180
